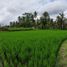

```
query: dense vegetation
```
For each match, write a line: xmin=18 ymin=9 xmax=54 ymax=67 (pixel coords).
xmin=0 ymin=11 xmax=67 ymax=31
xmin=0 ymin=30 xmax=67 ymax=67
xmin=9 ymin=11 xmax=67 ymax=30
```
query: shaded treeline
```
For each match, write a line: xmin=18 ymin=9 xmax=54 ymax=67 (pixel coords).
xmin=1 ymin=11 xmax=67 ymax=30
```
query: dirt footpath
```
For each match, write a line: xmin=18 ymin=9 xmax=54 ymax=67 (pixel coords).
xmin=56 ymin=40 xmax=67 ymax=67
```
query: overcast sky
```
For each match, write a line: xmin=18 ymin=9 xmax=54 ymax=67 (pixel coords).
xmin=0 ymin=0 xmax=67 ymax=25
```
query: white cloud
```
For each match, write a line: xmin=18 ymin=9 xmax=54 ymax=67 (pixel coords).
xmin=0 ymin=0 xmax=67 ymax=25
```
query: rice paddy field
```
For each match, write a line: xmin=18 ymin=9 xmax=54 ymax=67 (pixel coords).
xmin=0 ymin=30 xmax=67 ymax=67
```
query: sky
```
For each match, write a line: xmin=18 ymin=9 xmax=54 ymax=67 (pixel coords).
xmin=0 ymin=0 xmax=67 ymax=25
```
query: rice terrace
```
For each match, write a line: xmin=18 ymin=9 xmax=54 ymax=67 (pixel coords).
xmin=0 ymin=0 xmax=67 ymax=67
xmin=0 ymin=30 xmax=67 ymax=67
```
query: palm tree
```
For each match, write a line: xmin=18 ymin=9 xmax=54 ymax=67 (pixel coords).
xmin=18 ymin=16 xmax=21 ymax=23
xmin=60 ymin=12 xmax=65 ymax=29
xmin=41 ymin=11 xmax=50 ymax=29
xmin=56 ymin=12 xmax=65 ymax=29
xmin=34 ymin=11 xmax=37 ymax=18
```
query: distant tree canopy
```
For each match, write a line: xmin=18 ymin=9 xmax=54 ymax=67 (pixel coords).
xmin=9 ymin=11 xmax=67 ymax=30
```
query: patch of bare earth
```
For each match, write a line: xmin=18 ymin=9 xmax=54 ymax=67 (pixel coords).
xmin=56 ymin=40 xmax=67 ymax=67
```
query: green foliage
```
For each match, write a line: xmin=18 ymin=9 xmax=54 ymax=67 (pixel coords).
xmin=56 ymin=12 xmax=65 ymax=30
xmin=9 ymin=11 xmax=67 ymax=30
xmin=8 ymin=27 xmax=34 ymax=31
xmin=0 ymin=30 xmax=67 ymax=67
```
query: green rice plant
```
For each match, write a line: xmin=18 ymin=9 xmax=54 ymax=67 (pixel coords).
xmin=0 ymin=30 xmax=67 ymax=67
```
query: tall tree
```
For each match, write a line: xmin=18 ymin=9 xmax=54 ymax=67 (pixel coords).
xmin=23 ymin=13 xmax=34 ymax=27
xmin=41 ymin=11 xmax=50 ymax=29
xmin=56 ymin=12 xmax=65 ymax=29
xmin=18 ymin=16 xmax=21 ymax=23
xmin=34 ymin=11 xmax=37 ymax=18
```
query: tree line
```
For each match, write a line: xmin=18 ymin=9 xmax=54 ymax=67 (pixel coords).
xmin=10 ymin=11 xmax=67 ymax=30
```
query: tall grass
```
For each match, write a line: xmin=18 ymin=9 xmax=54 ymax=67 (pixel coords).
xmin=0 ymin=30 xmax=67 ymax=67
